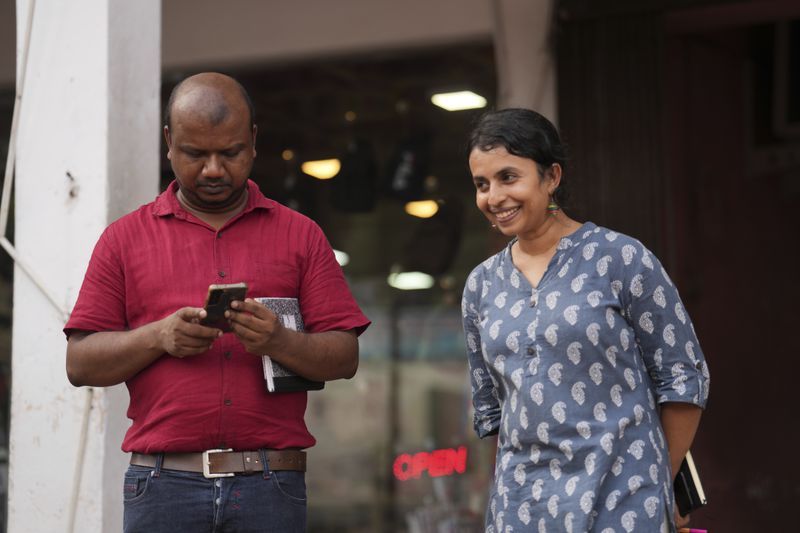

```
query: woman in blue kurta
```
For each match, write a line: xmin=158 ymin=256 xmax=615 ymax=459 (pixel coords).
xmin=462 ymin=109 xmax=709 ymax=533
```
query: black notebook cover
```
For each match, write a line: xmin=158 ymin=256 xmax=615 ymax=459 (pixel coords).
xmin=674 ymin=450 xmax=707 ymax=516
xmin=255 ymin=297 xmax=324 ymax=393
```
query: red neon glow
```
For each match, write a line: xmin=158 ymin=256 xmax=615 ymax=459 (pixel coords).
xmin=393 ymin=446 xmax=468 ymax=481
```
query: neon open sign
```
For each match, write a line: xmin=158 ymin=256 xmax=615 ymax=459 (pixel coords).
xmin=393 ymin=446 xmax=468 ymax=481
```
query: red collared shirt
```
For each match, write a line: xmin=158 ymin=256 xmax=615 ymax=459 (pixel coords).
xmin=65 ymin=180 xmax=370 ymax=452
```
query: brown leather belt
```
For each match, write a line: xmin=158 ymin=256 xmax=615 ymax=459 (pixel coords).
xmin=130 ymin=449 xmax=306 ymax=478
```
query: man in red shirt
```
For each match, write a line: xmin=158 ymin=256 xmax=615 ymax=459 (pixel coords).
xmin=65 ymin=72 xmax=370 ymax=533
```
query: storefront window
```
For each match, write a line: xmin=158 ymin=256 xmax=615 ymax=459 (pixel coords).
xmin=166 ymin=43 xmax=499 ymax=531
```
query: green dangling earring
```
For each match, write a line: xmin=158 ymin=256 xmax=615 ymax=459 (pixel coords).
xmin=547 ymin=197 xmax=560 ymax=216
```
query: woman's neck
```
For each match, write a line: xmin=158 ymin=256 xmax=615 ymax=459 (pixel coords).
xmin=515 ymin=215 xmax=581 ymax=258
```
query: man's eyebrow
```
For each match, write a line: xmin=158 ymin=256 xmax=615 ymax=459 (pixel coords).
xmin=177 ymin=142 xmax=246 ymax=151
xmin=178 ymin=143 xmax=202 ymax=151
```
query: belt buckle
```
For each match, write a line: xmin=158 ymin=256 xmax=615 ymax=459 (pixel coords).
xmin=202 ymin=448 xmax=235 ymax=479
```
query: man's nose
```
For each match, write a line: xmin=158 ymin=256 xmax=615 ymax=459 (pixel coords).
xmin=204 ymin=154 xmax=224 ymax=177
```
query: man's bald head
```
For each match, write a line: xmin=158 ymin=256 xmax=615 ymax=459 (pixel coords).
xmin=164 ymin=72 xmax=255 ymax=130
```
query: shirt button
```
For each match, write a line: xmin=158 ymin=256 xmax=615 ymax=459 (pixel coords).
xmin=527 ymin=346 xmax=535 ymax=355
xmin=695 ymin=361 xmax=703 ymax=369
xmin=218 ymin=271 xmax=226 ymax=277
xmin=215 ymin=480 xmax=222 ymax=487
xmin=224 ymin=399 xmax=232 ymax=406
xmin=224 ymin=351 xmax=232 ymax=360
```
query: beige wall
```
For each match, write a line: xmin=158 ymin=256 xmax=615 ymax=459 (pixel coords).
xmin=0 ymin=0 xmax=490 ymax=87
xmin=162 ymin=0 xmax=492 ymax=71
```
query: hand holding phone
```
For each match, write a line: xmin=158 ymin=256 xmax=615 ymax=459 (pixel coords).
xmin=199 ymin=282 xmax=248 ymax=332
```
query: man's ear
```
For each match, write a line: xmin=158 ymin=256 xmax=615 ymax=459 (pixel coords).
xmin=164 ymin=126 xmax=173 ymax=160
xmin=251 ymin=125 xmax=258 ymax=158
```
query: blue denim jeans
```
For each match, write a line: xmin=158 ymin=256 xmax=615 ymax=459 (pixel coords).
xmin=122 ymin=453 xmax=307 ymax=533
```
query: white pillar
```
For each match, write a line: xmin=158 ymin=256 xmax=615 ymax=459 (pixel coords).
xmin=492 ymin=0 xmax=558 ymax=122
xmin=9 ymin=1 xmax=160 ymax=532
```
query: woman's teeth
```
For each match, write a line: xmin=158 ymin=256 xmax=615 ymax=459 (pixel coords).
xmin=495 ymin=207 xmax=520 ymax=222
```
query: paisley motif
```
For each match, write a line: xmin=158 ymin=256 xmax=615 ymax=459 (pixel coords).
xmin=546 ymin=290 xmax=562 ymax=310
xmin=494 ymin=291 xmax=508 ymax=308
xmin=552 ymin=401 xmax=567 ymax=424
xmin=545 ymin=324 xmax=559 ymax=346
xmin=571 ymin=382 xmax=586 ymax=405
xmin=621 ymin=244 xmax=637 ymax=265
xmin=587 ymin=290 xmax=603 ymax=307
xmin=571 ymin=273 xmax=589 ymax=293
xmin=550 ymin=458 xmax=562 ymax=480
xmin=583 ymin=242 xmax=599 ymax=260
xmin=567 ymin=341 xmax=582 ymax=365
xmin=564 ymin=305 xmax=580 ymax=326
xmin=596 ymin=255 xmax=613 ymax=276
xmin=509 ymin=298 xmax=525 ymax=318
xmin=547 ymin=494 xmax=560 ymax=518
xmin=589 ymin=362 xmax=604 ymax=385
xmin=559 ymin=439 xmax=574 ymax=461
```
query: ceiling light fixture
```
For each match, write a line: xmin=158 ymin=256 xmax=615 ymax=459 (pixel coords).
xmin=404 ymin=200 xmax=439 ymax=218
xmin=430 ymin=90 xmax=487 ymax=111
xmin=333 ymin=249 xmax=350 ymax=267
xmin=301 ymin=158 xmax=341 ymax=180
xmin=387 ymin=271 xmax=435 ymax=290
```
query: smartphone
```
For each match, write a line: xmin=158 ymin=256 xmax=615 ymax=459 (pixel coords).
xmin=199 ymin=282 xmax=248 ymax=331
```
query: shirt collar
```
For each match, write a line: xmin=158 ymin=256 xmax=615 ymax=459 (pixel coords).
xmin=152 ymin=179 xmax=276 ymax=217
xmin=500 ymin=221 xmax=597 ymax=278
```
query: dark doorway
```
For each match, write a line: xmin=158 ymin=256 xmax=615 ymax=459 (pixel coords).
xmin=557 ymin=1 xmax=800 ymax=530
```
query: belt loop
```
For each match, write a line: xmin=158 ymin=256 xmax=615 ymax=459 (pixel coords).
xmin=153 ymin=453 xmax=164 ymax=478
xmin=259 ymin=449 xmax=271 ymax=479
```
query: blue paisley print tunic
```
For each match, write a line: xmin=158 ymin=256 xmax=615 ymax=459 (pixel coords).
xmin=462 ymin=222 xmax=710 ymax=533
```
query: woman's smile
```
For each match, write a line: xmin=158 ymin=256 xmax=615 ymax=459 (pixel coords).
xmin=492 ymin=206 xmax=521 ymax=223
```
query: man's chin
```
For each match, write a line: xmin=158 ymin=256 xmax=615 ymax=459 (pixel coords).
xmin=183 ymin=186 xmax=246 ymax=213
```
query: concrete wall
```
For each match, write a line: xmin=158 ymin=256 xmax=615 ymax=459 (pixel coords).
xmin=8 ymin=1 xmax=159 ymax=531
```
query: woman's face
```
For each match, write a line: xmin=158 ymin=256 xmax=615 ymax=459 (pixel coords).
xmin=469 ymin=146 xmax=558 ymax=239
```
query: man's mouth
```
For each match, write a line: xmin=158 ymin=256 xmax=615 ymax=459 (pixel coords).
xmin=199 ymin=182 xmax=230 ymax=193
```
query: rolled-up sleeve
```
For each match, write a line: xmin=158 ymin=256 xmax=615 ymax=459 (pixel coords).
xmin=462 ymin=268 xmax=501 ymax=438
xmin=623 ymin=244 xmax=710 ymax=408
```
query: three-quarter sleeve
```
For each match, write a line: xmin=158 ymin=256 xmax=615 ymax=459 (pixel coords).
xmin=462 ymin=268 xmax=501 ymax=438
xmin=621 ymin=244 xmax=710 ymax=408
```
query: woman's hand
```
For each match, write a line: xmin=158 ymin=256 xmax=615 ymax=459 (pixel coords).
xmin=675 ymin=505 xmax=690 ymax=529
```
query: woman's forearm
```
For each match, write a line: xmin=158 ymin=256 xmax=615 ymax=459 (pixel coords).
xmin=660 ymin=402 xmax=703 ymax=479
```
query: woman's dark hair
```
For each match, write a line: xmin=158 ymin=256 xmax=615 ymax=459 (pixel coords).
xmin=467 ymin=108 xmax=569 ymax=206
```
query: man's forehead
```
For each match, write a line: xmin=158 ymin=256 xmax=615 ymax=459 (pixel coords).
xmin=171 ymin=78 xmax=249 ymax=119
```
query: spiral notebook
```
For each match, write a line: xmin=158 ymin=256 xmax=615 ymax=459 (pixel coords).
xmin=674 ymin=450 xmax=707 ymax=516
xmin=254 ymin=297 xmax=324 ymax=393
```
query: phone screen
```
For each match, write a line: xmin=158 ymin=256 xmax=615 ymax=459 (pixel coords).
xmin=199 ymin=282 xmax=248 ymax=331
